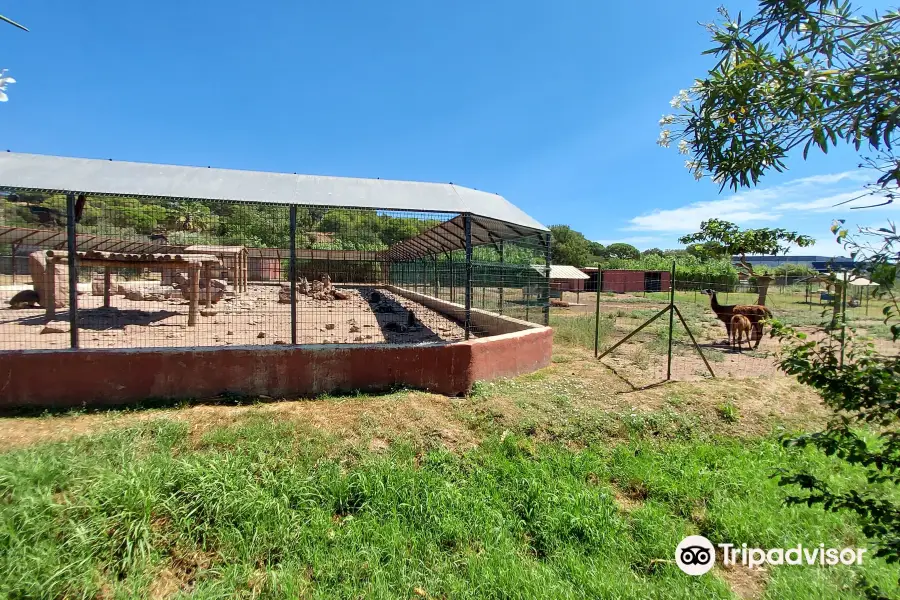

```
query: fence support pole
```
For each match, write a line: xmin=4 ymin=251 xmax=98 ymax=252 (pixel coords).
xmin=498 ymin=241 xmax=504 ymax=315
xmin=11 ymin=242 xmax=18 ymax=284
xmin=464 ymin=214 xmax=472 ymax=339
xmin=594 ymin=265 xmax=602 ymax=357
xmin=666 ymin=260 xmax=675 ymax=380
xmin=840 ymin=270 xmax=847 ymax=367
xmin=289 ymin=206 xmax=297 ymax=345
xmin=66 ymin=193 xmax=79 ymax=349
xmin=543 ymin=233 xmax=551 ymax=326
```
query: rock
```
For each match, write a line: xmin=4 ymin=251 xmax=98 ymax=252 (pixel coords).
xmin=200 ymin=309 xmax=217 ymax=317
xmin=172 ymin=272 xmax=189 ymax=288
xmin=92 ymin=274 xmax=120 ymax=296
xmin=297 ymin=277 xmax=311 ymax=295
xmin=40 ymin=320 xmax=70 ymax=334
xmin=384 ymin=322 xmax=408 ymax=333
xmin=353 ymin=336 xmax=364 ymax=342
xmin=349 ymin=324 xmax=361 ymax=333
xmin=332 ymin=289 xmax=349 ymax=300
xmin=274 ymin=340 xmax=287 ymax=345
xmin=29 ymin=251 xmax=68 ymax=308
xmin=207 ymin=278 xmax=228 ymax=290
xmin=227 ymin=331 xmax=234 ymax=335
xmin=182 ymin=285 xmax=225 ymax=304
xmin=325 ymin=323 xmax=335 ymax=330
xmin=257 ymin=332 xmax=266 ymax=338
xmin=8 ymin=289 xmax=40 ymax=309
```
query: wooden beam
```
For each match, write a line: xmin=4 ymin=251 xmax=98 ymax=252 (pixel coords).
xmin=188 ymin=265 xmax=200 ymax=326
xmin=103 ymin=267 xmax=111 ymax=308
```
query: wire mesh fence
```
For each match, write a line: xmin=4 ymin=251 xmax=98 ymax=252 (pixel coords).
xmin=548 ymin=267 xmax=898 ymax=389
xmin=0 ymin=192 xmax=550 ymax=350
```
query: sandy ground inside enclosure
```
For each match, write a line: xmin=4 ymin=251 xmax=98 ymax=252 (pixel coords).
xmin=0 ymin=284 xmax=471 ymax=350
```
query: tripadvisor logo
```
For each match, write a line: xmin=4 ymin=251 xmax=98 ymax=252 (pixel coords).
xmin=676 ymin=535 xmax=716 ymax=575
xmin=675 ymin=535 xmax=868 ymax=575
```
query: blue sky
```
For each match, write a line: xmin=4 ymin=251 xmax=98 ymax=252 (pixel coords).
xmin=2 ymin=0 xmax=897 ymax=257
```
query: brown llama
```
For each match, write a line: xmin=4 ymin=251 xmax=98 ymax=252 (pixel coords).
xmin=730 ymin=314 xmax=752 ymax=351
xmin=701 ymin=289 xmax=772 ymax=349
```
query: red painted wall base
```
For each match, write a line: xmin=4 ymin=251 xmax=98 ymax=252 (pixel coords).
xmin=0 ymin=327 xmax=553 ymax=410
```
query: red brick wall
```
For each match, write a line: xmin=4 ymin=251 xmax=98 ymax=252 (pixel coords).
xmin=0 ymin=328 xmax=553 ymax=410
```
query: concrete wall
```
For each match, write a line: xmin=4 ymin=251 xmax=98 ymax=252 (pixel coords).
xmin=385 ymin=285 xmax=543 ymax=336
xmin=0 ymin=327 xmax=552 ymax=410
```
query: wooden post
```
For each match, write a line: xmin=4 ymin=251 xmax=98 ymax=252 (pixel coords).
xmin=43 ymin=256 xmax=56 ymax=320
xmin=103 ymin=266 xmax=111 ymax=308
xmin=204 ymin=263 xmax=212 ymax=309
xmin=188 ymin=265 xmax=200 ymax=326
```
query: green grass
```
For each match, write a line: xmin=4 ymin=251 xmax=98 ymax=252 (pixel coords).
xmin=0 ymin=419 xmax=896 ymax=599
xmin=550 ymin=313 xmax=615 ymax=350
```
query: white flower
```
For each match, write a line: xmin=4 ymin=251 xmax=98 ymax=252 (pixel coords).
xmin=685 ymin=159 xmax=700 ymax=170
xmin=0 ymin=69 xmax=14 ymax=102
xmin=678 ymin=140 xmax=690 ymax=155
xmin=657 ymin=130 xmax=671 ymax=148
xmin=693 ymin=169 xmax=704 ymax=181
xmin=659 ymin=114 xmax=675 ymax=126
xmin=669 ymin=89 xmax=690 ymax=108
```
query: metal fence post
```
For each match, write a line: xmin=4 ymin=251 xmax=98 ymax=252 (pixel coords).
xmin=498 ymin=240 xmax=504 ymax=315
xmin=289 ymin=205 xmax=297 ymax=345
xmin=464 ymin=214 xmax=472 ymax=339
xmin=66 ymin=193 xmax=79 ymax=349
xmin=594 ymin=265 xmax=602 ymax=357
xmin=840 ymin=268 xmax=848 ymax=367
xmin=666 ymin=260 xmax=676 ymax=380
xmin=543 ymin=233 xmax=551 ymax=326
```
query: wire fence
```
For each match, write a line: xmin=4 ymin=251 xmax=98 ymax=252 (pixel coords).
xmin=548 ymin=266 xmax=897 ymax=388
xmin=0 ymin=192 xmax=550 ymax=350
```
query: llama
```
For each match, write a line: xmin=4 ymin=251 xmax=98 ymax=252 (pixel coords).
xmin=701 ymin=289 xmax=772 ymax=349
xmin=730 ymin=314 xmax=752 ymax=351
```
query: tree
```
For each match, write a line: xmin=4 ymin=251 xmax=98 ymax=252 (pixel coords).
xmin=588 ymin=241 xmax=606 ymax=257
xmin=642 ymin=247 xmax=664 ymax=257
xmin=549 ymin=225 xmax=591 ymax=266
xmin=658 ymin=2 xmax=900 ymax=206
xmin=664 ymin=3 xmax=900 ymax=593
xmin=772 ymin=224 xmax=899 ymax=599
xmin=603 ymin=242 xmax=640 ymax=260
xmin=1 ymin=12 xmax=27 ymax=103
xmin=679 ymin=219 xmax=814 ymax=304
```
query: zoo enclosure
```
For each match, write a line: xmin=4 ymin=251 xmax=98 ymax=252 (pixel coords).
xmin=558 ymin=265 xmax=895 ymax=389
xmin=0 ymin=153 xmax=551 ymax=351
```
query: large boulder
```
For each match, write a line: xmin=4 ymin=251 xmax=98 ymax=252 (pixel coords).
xmin=28 ymin=251 xmax=68 ymax=308
xmin=182 ymin=285 xmax=225 ymax=304
xmin=92 ymin=273 xmax=121 ymax=296
xmin=278 ymin=283 xmax=298 ymax=304
xmin=124 ymin=285 xmax=180 ymax=302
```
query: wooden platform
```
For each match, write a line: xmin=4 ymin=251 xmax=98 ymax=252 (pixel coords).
xmin=43 ymin=251 xmax=223 ymax=326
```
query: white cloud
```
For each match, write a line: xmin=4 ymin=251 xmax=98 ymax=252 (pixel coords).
xmin=595 ymin=235 xmax=663 ymax=245
xmin=627 ymin=187 xmax=783 ymax=232
xmin=626 ymin=169 xmax=890 ymax=233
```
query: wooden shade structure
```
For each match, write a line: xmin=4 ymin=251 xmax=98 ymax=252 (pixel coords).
xmin=43 ymin=250 xmax=221 ymax=326
xmin=183 ymin=245 xmax=248 ymax=293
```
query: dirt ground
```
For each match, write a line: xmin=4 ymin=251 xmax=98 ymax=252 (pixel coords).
xmin=0 ymin=284 xmax=470 ymax=350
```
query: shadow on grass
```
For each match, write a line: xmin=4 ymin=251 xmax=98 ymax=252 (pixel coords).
xmin=0 ymin=385 xmax=419 ymax=419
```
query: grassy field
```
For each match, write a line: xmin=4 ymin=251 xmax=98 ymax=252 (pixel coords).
xmin=0 ymin=343 xmax=897 ymax=598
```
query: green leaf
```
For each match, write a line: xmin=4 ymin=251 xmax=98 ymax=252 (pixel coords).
xmin=0 ymin=14 xmax=28 ymax=31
